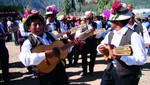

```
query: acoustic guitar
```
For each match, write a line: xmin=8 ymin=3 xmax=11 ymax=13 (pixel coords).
xmin=32 ymin=28 xmax=105 ymax=73
xmin=52 ymin=23 xmax=87 ymax=38
xmin=103 ymin=45 xmax=132 ymax=61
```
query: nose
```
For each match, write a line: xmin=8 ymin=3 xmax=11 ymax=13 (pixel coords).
xmin=36 ymin=24 xmax=40 ymax=28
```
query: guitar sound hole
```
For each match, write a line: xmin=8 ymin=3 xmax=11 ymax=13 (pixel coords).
xmin=53 ymin=47 xmax=61 ymax=57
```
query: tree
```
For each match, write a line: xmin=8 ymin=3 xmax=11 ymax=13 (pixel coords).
xmin=63 ymin=0 xmax=77 ymax=15
xmin=97 ymin=0 xmax=114 ymax=14
xmin=63 ymin=0 xmax=71 ymax=15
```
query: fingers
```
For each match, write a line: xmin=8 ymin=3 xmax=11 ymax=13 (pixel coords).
xmin=45 ymin=50 xmax=53 ymax=58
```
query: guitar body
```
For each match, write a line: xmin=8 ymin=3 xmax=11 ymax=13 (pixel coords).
xmin=32 ymin=40 xmax=68 ymax=73
xmin=104 ymin=45 xmax=132 ymax=61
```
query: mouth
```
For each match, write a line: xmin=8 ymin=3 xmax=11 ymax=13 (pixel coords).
xmin=36 ymin=28 xmax=41 ymax=32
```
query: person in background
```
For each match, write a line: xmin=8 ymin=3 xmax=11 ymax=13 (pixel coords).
xmin=75 ymin=11 xmax=98 ymax=76
xmin=97 ymin=1 xmax=146 ymax=85
xmin=142 ymin=17 xmax=150 ymax=55
xmin=0 ymin=18 xmax=10 ymax=85
xmin=44 ymin=5 xmax=71 ymax=66
xmin=19 ymin=10 xmax=68 ymax=85
xmin=128 ymin=13 xmax=150 ymax=55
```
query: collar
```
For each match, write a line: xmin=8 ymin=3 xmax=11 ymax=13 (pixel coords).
xmin=31 ymin=33 xmax=46 ymax=39
xmin=128 ymin=21 xmax=137 ymax=30
xmin=46 ymin=19 xmax=57 ymax=25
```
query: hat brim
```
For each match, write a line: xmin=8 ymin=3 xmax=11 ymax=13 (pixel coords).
xmin=84 ymin=15 xmax=93 ymax=19
xmin=45 ymin=11 xmax=58 ymax=16
xmin=109 ymin=10 xmax=132 ymax=21
xmin=24 ymin=14 xmax=44 ymax=31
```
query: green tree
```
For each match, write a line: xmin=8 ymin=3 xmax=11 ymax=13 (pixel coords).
xmin=97 ymin=0 xmax=114 ymax=14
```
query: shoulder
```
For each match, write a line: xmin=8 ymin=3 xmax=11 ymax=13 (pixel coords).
xmin=131 ymin=32 xmax=143 ymax=41
xmin=46 ymin=32 xmax=58 ymax=40
xmin=22 ymin=39 xmax=32 ymax=47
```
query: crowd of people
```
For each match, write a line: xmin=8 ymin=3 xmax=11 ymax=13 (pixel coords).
xmin=0 ymin=1 xmax=150 ymax=85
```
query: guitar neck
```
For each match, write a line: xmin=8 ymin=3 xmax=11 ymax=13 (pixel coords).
xmin=113 ymin=45 xmax=132 ymax=56
xmin=60 ymin=41 xmax=75 ymax=51
xmin=56 ymin=32 xmax=66 ymax=38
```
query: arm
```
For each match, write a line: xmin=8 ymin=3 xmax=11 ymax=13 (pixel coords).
xmin=120 ymin=32 xmax=147 ymax=65
xmin=19 ymin=39 xmax=45 ymax=66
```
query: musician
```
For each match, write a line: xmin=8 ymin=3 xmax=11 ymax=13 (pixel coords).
xmin=19 ymin=10 xmax=68 ymax=85
xmin=97 ymin=1 xmax=146 ymax=85
xmin=67 ymin=16 xmax=80 ymax=67
xmin=75 ymin=11 xmax=98 ymax=76
xmin=60 ymin=15 xmax=71 ymax=32
xmin=0 ymin=19 xmax=10 ymax=84
xmin=44 ymin=5 xmax=70 ymax=43
xmin=128 ymin=13 xmax=150 ymax=48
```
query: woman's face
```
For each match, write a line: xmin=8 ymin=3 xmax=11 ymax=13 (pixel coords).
xmin=28 ymin=19 xmax=44 ymax=36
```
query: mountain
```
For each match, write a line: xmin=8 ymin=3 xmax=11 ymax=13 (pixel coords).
xmin=0 ymin=0 xmax=63 ymax=14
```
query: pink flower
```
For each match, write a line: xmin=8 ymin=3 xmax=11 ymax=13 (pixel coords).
xmin=112 ymin=1 xmax=122 ymax=14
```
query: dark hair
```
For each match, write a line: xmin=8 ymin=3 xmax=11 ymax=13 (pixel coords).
xmin=120 ymin=19 xmax=130 ymax=26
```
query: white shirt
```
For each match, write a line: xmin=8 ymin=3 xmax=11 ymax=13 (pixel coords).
xmin=95 ymin=20 xmax=102 ymax=29
xmin=19 ymin=32 xmax=58 ymax=66
xmin=18 ymin=21 xmax=30 ymax=37
xmin=128 ymin=22 xmax=150 ymax=44
xmin=97 ymin=25 xmax=147 ymax=66
xmin=75 ymin=23 xmax=94 ymax=38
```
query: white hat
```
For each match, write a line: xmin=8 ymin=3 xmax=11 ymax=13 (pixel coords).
xmin=45 ymin=5 xmax=58 ymax=15
xmin=109 ymin=1 xmax=132 ymax=21
xmin=84 ymin=11 xmax=93 ymax=18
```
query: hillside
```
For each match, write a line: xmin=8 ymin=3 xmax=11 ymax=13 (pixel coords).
xmin=0 ymin=0 xmax=149 ymax=14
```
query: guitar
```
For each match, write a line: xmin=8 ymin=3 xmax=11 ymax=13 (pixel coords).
xmin=103 ymin=45 xmax=132 ymax=61
xmin=52 ymin=23 xmax=87 ymax=38
xmin=32 ymin=27 xmax=98 ymax=73
xmin=77 ymin=28 xmax=106 ymax=41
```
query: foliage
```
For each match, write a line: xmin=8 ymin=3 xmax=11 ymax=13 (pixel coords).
xmin=0 ymin=0 xmax=150 ymax=16
xmin=97 ymin=0 xmax=113 ymax=14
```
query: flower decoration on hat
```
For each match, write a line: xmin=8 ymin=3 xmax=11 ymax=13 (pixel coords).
xmin=109 ymin=1 xmax=132 ymax=21
xmin=23 ymin=9 xmax=39 ymax=18
xmin=23 ymin=9 xmax=40 ymax=23
xmin=111 ymin=1 xmax=122 ymax=14
xmin=46 ymin=5 xmax=58 ymax=15
xmin=127 ymin=3 xmax=133 ymax=12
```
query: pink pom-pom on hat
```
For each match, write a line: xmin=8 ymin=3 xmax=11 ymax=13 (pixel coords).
xmin=84 ymin=11 xmax=93 ymax=18
xmin=45 ymin=5 xmax=58 ymax=15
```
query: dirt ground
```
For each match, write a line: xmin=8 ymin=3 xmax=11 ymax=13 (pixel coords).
xmin=0 ymin=42 xmax=150 ymax=85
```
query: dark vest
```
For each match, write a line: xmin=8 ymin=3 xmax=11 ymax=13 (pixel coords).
xmin=108 ymin=29 xmax=141 ymax=76
xmin=54 ymin=19 xmax=61 ymax=33
xmin=133 ymin=24 xmax=143 ymax=37
xmin=28 ymin=32 xmax=56 ymax=48
xmin=45 ymin=19 xmax=61 ymax=33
